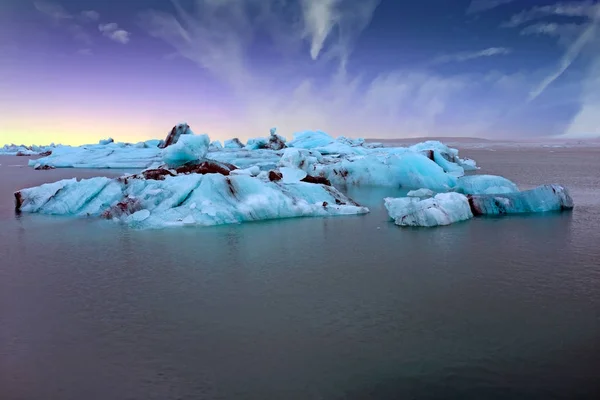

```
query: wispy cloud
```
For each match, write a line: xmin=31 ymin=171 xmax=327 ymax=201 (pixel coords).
xmin=99 ymin=23 xmax=131 ymax=44
xmin=34 ymin=0 xmax=71 ymax=21
xmin=520 ymin=22 xmax=581 ymax=36
xmin=81 ymin=10 xmax=100 ymax=22
xmin=503 ymin=1 xmax=599 ymax=27
xmin=466 ymin=0 xmax=517 ymax=14
xmin=34 ymin=1 xmax=93 ymax=45
xmin=137 ymin=0 xmax=533 ymax=139
xmin=432 ymin=47 xmax=512 ymax=64
xmin=300 ymin=0 xmax=380 ymax=67
xmin=500 ymin=1 xmax=600 ymax=101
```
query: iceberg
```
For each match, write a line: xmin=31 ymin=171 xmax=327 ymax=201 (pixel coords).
xmin=209 ymin=140 xmax=223 ymax=150
xmin=456 ymin=175 xmax=519 ymax=195
xmin=288 ymin=130 xmax=335 ymax=149
xmin=29 ymin=144 xmax=163 ymax=169
xmin=385 ymin=192 xmax=473 ymax=227
xmin=467 ymin=184 xmax=574 ymax=215
xmin=407 ymin=188 xmax=435 ymax=198
xmin=315 ymin=153 xmax=458 ymax=191
xmin=162 ymin=134 xmax=210 ymax=167
xmin=1 ymin=144 xmax=55 ymax=156
xmin=159 ymin=123 xmax=193 ymax=148
xmin=224 ymin=138 xmax=245 ymax=149
xmin=15 ymin=170 xmax=368 ymax=229
xmin=245 ymin=128 xmax=287 ymax=151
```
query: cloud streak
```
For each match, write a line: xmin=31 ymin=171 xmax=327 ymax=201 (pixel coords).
xmin=432 ymin=47 xmax=512 ymax=64
xmin=99 ymin=23 xmax=131 ymax=44
xmin=503 ymin=1 xmax=599 ymax=27
xmin=466 ymin=0 xmax=517 ymax=14
xmin=138 ymin=1 xmax=535 ymax=139
xmin=519 ymin=2 xmax=600 ymax=101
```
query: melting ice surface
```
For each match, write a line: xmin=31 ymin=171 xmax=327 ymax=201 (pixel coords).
xmin=12 ymin=124 xmax=574 ymax=229
xmin=385 ymin=193 xmax=474 ymax=227
xmin=16 ymin=174 xmax=368 ymax=229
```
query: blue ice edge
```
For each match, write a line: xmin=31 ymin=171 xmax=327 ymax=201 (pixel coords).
xmin=385 ymin=184 xmax=574 ymax=228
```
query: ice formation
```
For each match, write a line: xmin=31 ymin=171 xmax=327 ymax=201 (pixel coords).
xmin=385 ymin=193 xmax=474 ymax=227
xmin=0 ymin=144 xmax=55 ymax=156
xmin=162 ymin=134 xmax=210 ymax=167
xmin=456 ymin=175 xmax=519 ymax=194
xmin=407 ymin=188 xmax=435 ymax=198
xmin=467 ymin=184 xmax=574 ymax=215
xmin=385 ymin=184 xmax=573 ymax=227
xmin=7 ymin=123 xmax=575 ymax=229
xmin=15 ymin=173 xmax=368 ymax=229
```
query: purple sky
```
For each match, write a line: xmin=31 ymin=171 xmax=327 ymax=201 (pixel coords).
xmin=1 ymin=0 xmax=599 ymax=145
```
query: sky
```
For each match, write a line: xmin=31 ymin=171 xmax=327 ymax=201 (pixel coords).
xmin=1 ymin=0 xmax=599 ymax=145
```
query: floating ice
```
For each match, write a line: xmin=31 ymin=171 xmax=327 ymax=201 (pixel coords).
xmin=280 ymin=167 xmax=308 ymax=183
xmin=162 ymin=134 xmax=210 ymax=167
xmin=15 ymin=173 xmax=368 ymax=229
xmin=407 ymin=188 xmax=435 ymax=198
xmin=385 ymin=192 xmax=473 ymax=227
xmin=224 ymin=138 xmax=245 ymax=149
xmin=456 ymin=175 xmax=519 ymax=195
xmin=209 ymin=140 xmax=223 ymax=150
xmin=0 ymin=144 xmax=55 ymax=156
xmin=160 ymin=123 xmax=193 ymax=148
xmin=288 ymin=130 xmax=335 ymax=149
xmin=30 ymin=144 xmax=163 ymax=169
xmin=316 ymin=153 xmax=457 ymax=191
xmin=468 ymin=184 xmax=574 ymax=215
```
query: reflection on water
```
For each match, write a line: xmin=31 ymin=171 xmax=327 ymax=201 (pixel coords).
xmin=0 ymin=152 xmax=599 ymax=400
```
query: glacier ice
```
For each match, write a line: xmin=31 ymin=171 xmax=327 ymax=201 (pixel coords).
xmin=456 ymin=175 xmax=519 ymax=195
xmin=407 ymin=188 xmax=435 ymax=198
xmin=467 ymin=184 xmax=574 ymax=215
xmin=29 ymin=144 xmax=163 ymax=169
xmin=159 ymin=123 xmax=194 ymax=148
xmin=288 ymin=130 xmax=335 ymax=149
xmin=162 ymin=134 xmax=210 ymax=167
xmin=15 ymin=173 xmax=368 ymax=229
xmin=1 ymin=144 xmax=55 ymax=156
xmin=224 ymin=138 xmax=245 ymax=149
xmin=385 ymin=192 xmax=473 ymax=227
xmin=9 ymin=123 xmax=576 ymax=229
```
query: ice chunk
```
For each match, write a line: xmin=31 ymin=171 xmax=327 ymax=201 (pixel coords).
xmin=99 ymin=138 xmax=114 ymax=145
xmin=15 ymin=174 xmax=369 ymax=229
xmin=288 ymin=130 xmax=335 ymax=149
xmin=224 ymin=138 xmax=245 ymax=149
xmin=280 ymin=167 xmax=308 ymax=183
xmin=160 ymin=123 xmax=194 ymax=148
xmin=278 ymin=148 xmax=322 ymax=171
xmin=407 ymin=188 xmax=435 ymax=198
xmin=318 ymin=153 xmax=457 ymax=191
xmin=128 ymin=209 xmax=151 ymax=222
xmin=209 ymin=140 xmax=223 ymax=150
xmin=230 ymin=166 xmax=260 ymax=177
xmin=29 ymin=144 xmax=163 ymax=169
xmin=245 ymin=137 xmax=269 ymax=150
xmin=1 ymin=144 xmax=55 ymax=156
xmin=15 ymin=177 xmax=124 ymax=216
xmin=162 ymin=134 xmax=210 ymax=167
xmin=456 ymin=175 xmax=519 ymax=194
xmin=467 ymin=184 xmax=574 ymax=215
xmin=385 ymin=192 xmax=473 ymax=227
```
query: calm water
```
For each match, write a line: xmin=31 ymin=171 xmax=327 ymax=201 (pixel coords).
xmin=1 ymin=150 xmax=599 ymax=400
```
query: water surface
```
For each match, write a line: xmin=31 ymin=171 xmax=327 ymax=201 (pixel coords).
xmin=1 ymin=151 xmax=599 ymax=400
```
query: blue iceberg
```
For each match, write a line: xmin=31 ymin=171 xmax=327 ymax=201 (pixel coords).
xmin=467 ymin=184 xmax=574 ymax=215
xmin=15 ymin=171 xmax=369 ymax=229
xmin=385 ymin=192 xmax=473 ymax=227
